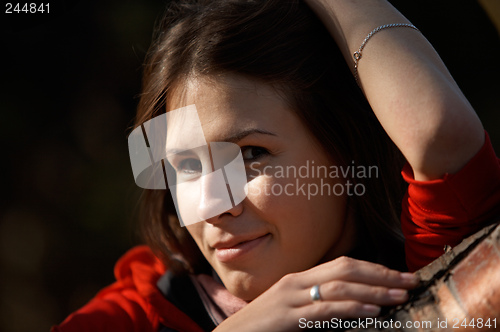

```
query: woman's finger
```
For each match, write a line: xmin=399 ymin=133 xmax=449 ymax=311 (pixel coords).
xmin=307 ymin=280 xmax=409 ymax=306
xmin=302 ymin=256 xmax=419 ymax=288
xmin=303 ymin=300 xmax=382 ymax=320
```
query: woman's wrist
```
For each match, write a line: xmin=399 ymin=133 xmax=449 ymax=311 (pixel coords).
xmin=305 ymin=0 xmax=412 ymax=71
xmin=305 ymin=0 xmax=484 ymax=180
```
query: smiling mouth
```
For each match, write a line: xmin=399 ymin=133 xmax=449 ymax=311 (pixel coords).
xmin=214 ymin=233 xmax=271 ymax=263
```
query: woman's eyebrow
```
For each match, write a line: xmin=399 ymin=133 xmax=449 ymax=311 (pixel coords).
xmin=165 ymin=129 xmax=276 ymax=155
xmin=220 ymin=128 xmax=277 ymax=143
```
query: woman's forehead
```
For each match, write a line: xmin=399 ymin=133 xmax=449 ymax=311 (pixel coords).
xmin=168 ymin=74 xmax=284 ymax=110
xmin=166 ymin=74 xmax=292 ymax=138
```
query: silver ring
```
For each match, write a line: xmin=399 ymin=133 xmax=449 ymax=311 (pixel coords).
xmin=310 ymin=284 xmax=321 ymax=303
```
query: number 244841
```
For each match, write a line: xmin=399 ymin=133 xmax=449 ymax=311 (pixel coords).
xmin=5 ymin=3 xmax=50 ymax=14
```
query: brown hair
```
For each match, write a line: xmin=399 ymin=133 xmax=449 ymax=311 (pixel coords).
xmin=134 ymin=0 xmax=407 ymax=275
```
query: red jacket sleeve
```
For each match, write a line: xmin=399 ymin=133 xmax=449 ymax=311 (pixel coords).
xmin=51 ymin=246 xmax=204 ymax=332
xmin=401 ymin=132 xmax=500 ymax=272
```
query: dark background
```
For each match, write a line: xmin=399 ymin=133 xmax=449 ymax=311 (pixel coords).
xmin=1 ymin=1 xmax=499 ymax=331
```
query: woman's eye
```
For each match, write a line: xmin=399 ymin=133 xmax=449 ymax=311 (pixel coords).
xmin=241 ymin=146 xmax=269 ymax=161
xmin=177 ymin=158 xmax=202 ymax=174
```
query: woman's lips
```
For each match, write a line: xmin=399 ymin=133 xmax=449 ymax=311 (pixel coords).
xmin=214 ymin=234 xmax=271 ymax=263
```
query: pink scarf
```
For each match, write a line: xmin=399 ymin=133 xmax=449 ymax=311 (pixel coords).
xmin=190 ymin=273 xmax=248 ymax=325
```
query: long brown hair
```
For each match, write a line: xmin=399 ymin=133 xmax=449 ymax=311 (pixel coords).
xmin=133 ymin=0 xmax=407 ymax=275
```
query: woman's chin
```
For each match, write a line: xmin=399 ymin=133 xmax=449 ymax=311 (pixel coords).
xmin=220 ymin=271 xmax=277 ymax=302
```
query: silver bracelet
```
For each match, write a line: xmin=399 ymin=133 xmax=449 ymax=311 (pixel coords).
xmin=353 ymin=23 xmax=420 ymax=84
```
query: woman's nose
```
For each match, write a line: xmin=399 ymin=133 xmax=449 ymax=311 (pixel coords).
xmin=172 ymin=142 xmax=247 ymax=226
xmin=197 ymin=169 xmax=243 ymax=224
xmin=197 ymin=169 xmax=232 ymax=221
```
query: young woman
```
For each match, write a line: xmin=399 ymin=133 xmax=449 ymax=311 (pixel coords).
xmin=53 ymin=0 xmax=500 ymax=331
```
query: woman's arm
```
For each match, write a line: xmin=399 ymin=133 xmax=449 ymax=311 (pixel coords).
xmin=305 ymin=0 xmax=484 ymax=181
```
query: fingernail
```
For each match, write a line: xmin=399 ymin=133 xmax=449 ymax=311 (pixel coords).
xmin=362 ymin=304 xmax=380 ymax=316
xmin=388 ymin=288 xmax=407 ymax=300
xmin=400 ymin=272 xmax=419 ymax=283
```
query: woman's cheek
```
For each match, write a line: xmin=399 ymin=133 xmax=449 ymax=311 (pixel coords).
xmin=245 ymin=175 xmax=269 ymax=204
xmin=245 ymin=174 xmax=295 ymax=209
xmin=176 ymin=181 xmax=201 ymax=226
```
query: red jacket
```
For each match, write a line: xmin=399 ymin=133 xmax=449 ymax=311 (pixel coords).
xmin=53 ymin=133 xmax=500 ymax=331
xmin=51 ymin=246 xmax=204 ymax=332
xmin=402 ymin=133 xmax=500 ymax=270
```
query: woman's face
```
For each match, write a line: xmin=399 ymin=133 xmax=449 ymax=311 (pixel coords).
xmin=168 ymin=74 xmax=354 ymax=301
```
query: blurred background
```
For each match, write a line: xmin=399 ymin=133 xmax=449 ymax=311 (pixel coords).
xmin=0 ymin=0 xmax=499 ymax=331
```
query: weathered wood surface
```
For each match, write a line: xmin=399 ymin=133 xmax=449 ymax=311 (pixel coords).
xmin=347 ymin=222 xmax=500 ymax=332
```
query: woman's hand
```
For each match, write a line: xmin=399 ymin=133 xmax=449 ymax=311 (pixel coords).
xmin=214 ymin=256 xmax=419 ymax=332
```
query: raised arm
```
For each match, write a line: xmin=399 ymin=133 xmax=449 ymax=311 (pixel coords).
xmin=305 ymin=0 xmax=484 ymax=180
